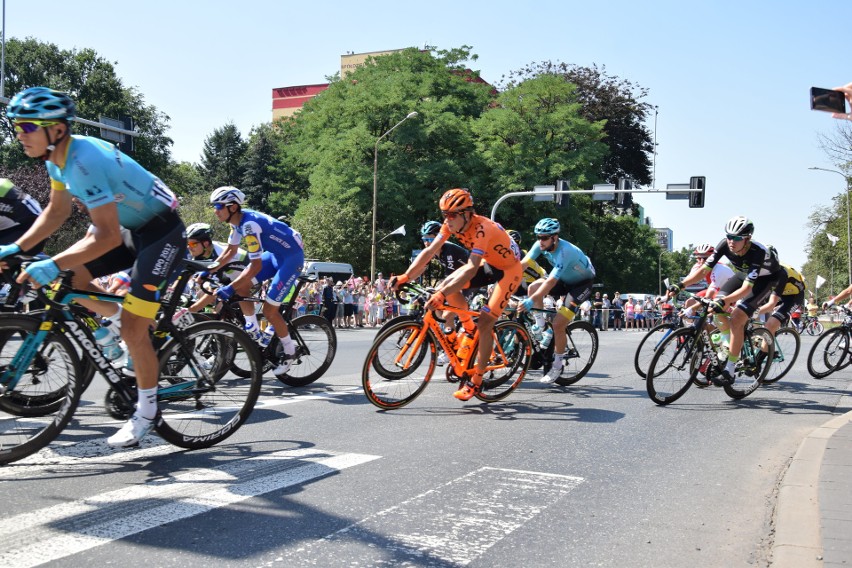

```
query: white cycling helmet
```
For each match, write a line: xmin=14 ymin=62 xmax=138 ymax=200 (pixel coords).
xmin=210 ymin=186 xmax=245 ymax=206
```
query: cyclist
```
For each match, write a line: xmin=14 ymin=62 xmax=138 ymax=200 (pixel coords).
xmin=755 ymin=263 xmax=806 ymax=345
xmin=1 ymin=86 xmax=186 ymax=447
xmin=207 ymin=186 xmax=305 ymax=376
xmin=390 ymin=188 xmax=523 ymax=401
xmin=519 ymin=218 xmax=596 ymax=383
xmin=506 ymin=229 xmax=548 ymax=294
xmin=672 ymin=216 xmax=785 ymax=386
xmin=0 ymin=178 xmax=46 ymax=255
xmin=677 ymin=244 xmax=735 ymax=332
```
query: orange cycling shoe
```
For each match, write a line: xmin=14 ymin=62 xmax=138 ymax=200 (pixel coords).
xmin=453 ymin=377 xmax=482 ymax=401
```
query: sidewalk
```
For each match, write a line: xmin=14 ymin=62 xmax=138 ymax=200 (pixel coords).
xmin=774 ymin=409 xmax=852 ymax=566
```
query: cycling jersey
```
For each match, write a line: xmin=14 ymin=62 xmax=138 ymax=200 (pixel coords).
xmin=193 ymin=241 xmax=250 ymax=283
xmin=706 ymin=239 xmax=781 ymax=285
xmin=776 ymin=263 xmax=806 ymax=296
xmin=436 ymin=215 xmax=521 ymax=270
xmin=227 ymin=209 xmax=303 ymax=260
xmin=47 ymin=136 xmax=178 ymax=231
xmin=436 ymin=240 xmax=470 ymax=276
xmin=0 ymin=178 xmax=41 ymax=232
xmin=521 ymin=250 xmax=548 ymax=284
xmin=523 ymin=238 xmax=596 ymax=284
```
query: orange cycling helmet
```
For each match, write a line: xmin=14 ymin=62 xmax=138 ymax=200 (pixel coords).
xmin=439 ymin=188 xmax=473 ymax=212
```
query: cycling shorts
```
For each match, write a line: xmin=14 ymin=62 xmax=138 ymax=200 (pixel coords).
xmin=254 ymin=248 xmax=305 ymax=306
xmin=769 ymin=292 xmax=805 ymax=325
xmin=550 ymin=278 xmax=595 ymax=307
xmin=717 ymin=270 xmax=786 ymax=317
xmin=466 ymin=263 xmax=502 ymax=290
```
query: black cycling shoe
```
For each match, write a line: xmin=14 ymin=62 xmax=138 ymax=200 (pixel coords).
xmin=711 ymin=369 xmax=735 ymax=387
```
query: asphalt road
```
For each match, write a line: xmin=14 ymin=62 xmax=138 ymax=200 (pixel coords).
xmin=2 ymin=326 xmax=849 ymax=567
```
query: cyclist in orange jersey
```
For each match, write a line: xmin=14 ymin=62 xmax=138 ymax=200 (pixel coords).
xmin=389 ymin=188 xmax=524 ymax=401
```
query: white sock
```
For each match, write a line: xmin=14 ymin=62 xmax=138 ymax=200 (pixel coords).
xmin=725 ymin=360 xmax=736 ymax=374
xmin=280 ymin=336 xmax=296 ymax=356
xmin=244 ymin=314 xmax=259 ymax=329
xmin=552 ymin=353 xmax=564 ymax=369
xmin=136 ymin=387 xmax=158 ymax=420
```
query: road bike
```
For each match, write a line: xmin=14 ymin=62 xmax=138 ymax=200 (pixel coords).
xmin=761 ymin=325 xmax=800 ymax=384
xmin=633 ymin=309 xmax=687 ymax=379
xmin=645 ymin=294 xmax=774 ymax=404
xmin=196 ymin=273 xmax=336 ymax=386
xmin=361 ymin=282 xmax=531 ymax=409
xmin=791 ymin=314 xmax=824 ymax=336
xmin=807 ymin=307 xmax=852 ymax=378
xmin=0 ymin=256 xmax=263 ymax=465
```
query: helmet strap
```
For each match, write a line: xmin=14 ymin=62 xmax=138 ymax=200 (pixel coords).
xmin=225 ymin=204 xmax=240 ymax=224
xmin=41 ymin=122 xmax=69 ymax=162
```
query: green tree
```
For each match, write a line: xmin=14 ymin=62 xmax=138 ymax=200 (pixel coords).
xmin=0 ymin=37 xmax=173 ymax=173
xmin=197 ymin=123 xmax=247 ymax=192
xmin=241 ymin=123 xmax=282 ymax=210
xmin=163 ymin=161 xmax=205 ymax=197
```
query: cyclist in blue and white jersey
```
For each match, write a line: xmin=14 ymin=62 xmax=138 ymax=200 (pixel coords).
xmin=1 ymin=86 xmax=186 ymax=447
xmin=208 ymin=186 xmax=305 ymax=377
xmin=519 ymin=218 xmax=596 ymax=384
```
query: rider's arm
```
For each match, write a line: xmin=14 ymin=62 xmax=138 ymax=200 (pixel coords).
xmin=210 ymin=244 xmax=240 ymax=271
xmin=437 ymin=253 xmax=482 ymax=297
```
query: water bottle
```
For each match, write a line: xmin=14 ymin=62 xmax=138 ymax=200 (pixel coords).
xmin=711 ymin=332 xmax=728 ymax=362
xmin=456 ymin=333 xmax=475 ymax=363
xmin=243 ymin=322 xmax=263 ymax=343
xmin=94 ymin=323 xmax=124 ymax=361
xmin=530 ymin=324 xmax=543 ymax=343
xmin=710 ymin=332 xmax=722 ymax=347
xmin=540 ymin=327 xmax=553 ymax=349
xmin=260 ymin=325 xmax=275 ymax=348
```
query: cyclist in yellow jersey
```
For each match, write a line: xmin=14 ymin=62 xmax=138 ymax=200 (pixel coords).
xmin=755 ymin=263 xmax=806 ymax=338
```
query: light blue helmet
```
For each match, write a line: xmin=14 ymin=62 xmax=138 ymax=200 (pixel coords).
xmin=7 ymin=87 xmax=76 ymax=121
xmin=534 ymin=218 xmax=561 ymax=236
xmin=420 ymin=220 xmax=442 ymax=237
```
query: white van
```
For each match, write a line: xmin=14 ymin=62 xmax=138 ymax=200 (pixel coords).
xmin=302 ymin=260 xmax=355 ymax=283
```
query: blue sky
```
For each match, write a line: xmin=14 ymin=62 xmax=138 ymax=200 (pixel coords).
xmin=5 ymin=0 xmax=848 ymax=274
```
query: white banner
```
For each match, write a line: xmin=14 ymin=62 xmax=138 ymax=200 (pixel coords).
xmin=827 ymin=233 xmax=840 ymax=246
xmin=816 ymin=275 xmax=827 ymax=289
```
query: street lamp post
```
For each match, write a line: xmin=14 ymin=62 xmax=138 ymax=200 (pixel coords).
xmin=371 ymin=111 xmax=418 ymax=284
xmin=658 ymin=251 xmax=665 ymax=297
xmin=810 ymin=167 xmax=852 ymax=284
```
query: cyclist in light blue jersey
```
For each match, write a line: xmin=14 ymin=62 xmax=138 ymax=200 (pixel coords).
xmin=520 ymin=217 xmax=596 ymax=383
xmin=1 ymin=87 xmax=186 ymax=447
xmin=208 ymin=186 xmax=305 ymax=377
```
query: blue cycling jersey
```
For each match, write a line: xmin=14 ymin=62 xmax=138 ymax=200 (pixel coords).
xmin=47 ymin=136 xmax=178 ymax=231
xmin=227 ymin=209 xmax=303 ymax=259
xmin=524 ymin=238 xmax=595 ymax=284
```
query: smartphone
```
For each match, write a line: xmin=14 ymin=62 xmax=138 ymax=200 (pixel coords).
xmin=811 ymin=87 xmax=847 ymax=114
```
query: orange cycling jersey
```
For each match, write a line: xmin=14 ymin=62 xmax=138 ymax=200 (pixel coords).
xmin=437 ymin=214 xmax=521 ymax=270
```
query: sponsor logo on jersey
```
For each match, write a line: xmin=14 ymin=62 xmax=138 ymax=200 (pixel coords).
xmin=245 ymin=235 xmax=261 ymax=254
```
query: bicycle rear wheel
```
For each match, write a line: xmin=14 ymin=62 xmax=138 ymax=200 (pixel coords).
xmin=723 ymin=327 xmax=774 ymax=399
xmin=270 ymin=315 xmax=337 ymax=387
xmin=154 ymin=321 xmax=262 ymax=449
xmin=646 ymin=328 xmax=698 ymax=405
xmin=362 ymin=320 xmax=435 ymax=409
xmin=633 ymin=323 xmax=677 ymax=379
xmin=806 ymin=327 xmax=849 ymax=378
xmin=0 ymin=315 xmax=83 ymax=465
xmin=476 ymin=320 xmax=531 ymax=402
xmin=808 ymin=321 xmax=825 ymax=336
xmin=554 ymin=321 xmax=598 ymax=386
xmin=762 ymin=327 xmax=801 ymax=384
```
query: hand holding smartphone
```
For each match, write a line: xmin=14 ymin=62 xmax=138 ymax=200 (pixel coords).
xmin=811 ymin=87 xmax=848 ymax=114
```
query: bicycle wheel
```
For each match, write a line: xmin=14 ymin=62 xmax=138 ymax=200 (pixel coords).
xmin=371 ymin=315 xmax=429 ymax=379
xmin=362 ymin=320 xmax=436 ymax=409
xmin=646 ymin=328 xmax=699 ymax=405
xmin=807 ymin=327 xmax=850 ymax=378
xmin=808 ymin=321 xmax=825 ymax=336
xmin=633 ymin=323 xmax=677 ymax=379
xmin=270 ymin=314 xmax=337 ymax=387
xmin=154 ymin=321 xmax=262 ymax=449
xmin=476 ymin=320 xmax=531 ymax=402
xmin=723 ymin=327 xmax=774 ymax=400
xmin=554 ymin=320 xmax=598 ymax=386
xmin=762 ymin=327 xmax=801 ymax=384
xmin=0 ymin=315 xmax=83 ymax=465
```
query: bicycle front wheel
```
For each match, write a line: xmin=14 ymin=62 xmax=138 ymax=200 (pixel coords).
xmin=362 ymin=320 xmax=435 ymax=409
xmin=807 ymin=327 xmax=850 ymax=378
xmin=476 ymin=320 xmax=531 ymax=402
xmin=271 ymin=315 xmax=337 ymax=387
xmin=634 ymin=323 xmax=677 ymax=379
xmin=723 ymin=327 xmax=774 ymax=399
xmin=646 ymin=328 xmax=699 ymax=405
xmin=808 ymin=321 xmax=825 ymax=336
xmin=154 ymin=321 xmax=263 ymax=449
xmin=0 ymin=315 xmax=83 ymax=465
xmin=762 ymin=327 xmax=801 ymax=384
xmin=554 ymin=321 xmax=598 ymax=386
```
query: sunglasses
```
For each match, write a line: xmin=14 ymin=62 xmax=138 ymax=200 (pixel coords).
xmin=726 ymin=234 xmax=746 ymax=242
xmin=187 ymin=240 xmax=201 ymax=247
xmin=440 ymin=210 xmax=463 ymax=220
xmin=422 ymin=236 xmax=435 ymax=243
xmin=537 ymin=234 xmax=554 ymax=241
xmin=13 ymin=120 xmax=59 ymax=134
xmin=212 ymin=203 xmax=228 ymax=210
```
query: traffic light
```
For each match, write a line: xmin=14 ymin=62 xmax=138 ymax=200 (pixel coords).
xmin=616 ymin=178 xmax=632 ymax=207
xmin=689 ymin=176 xmax=705 ymax=208
xmin=556 ymin=179 xmax=570 ymax=208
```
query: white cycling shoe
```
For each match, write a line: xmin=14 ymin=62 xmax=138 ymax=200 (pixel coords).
xmin=107 ymin=413 xmax=156 ymax=448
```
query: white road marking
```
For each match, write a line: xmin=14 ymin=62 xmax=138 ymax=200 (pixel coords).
xmin=285 ymin=466 xmax=584 ymax=566
xmin=0 ymin=448 xmax=380 ymax=568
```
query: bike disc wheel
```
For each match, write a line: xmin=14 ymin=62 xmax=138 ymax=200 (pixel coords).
xmin=271 ymin=315 xmax=337 ymax=387
xmin=554 ymin=321 xmax=598 ymax=386
xmin=646 ymin=328 xmax=698 ymax=405
xmin=0 ymin=315 xmax=83 ymax=465
xmin=806 ymin=327 xmax=849 ymax=378
xmin=154 ymin=321 xmax=262 ymax=449
xmin=762 ymin=327 xmax=801 ymax=384
xmin=724 ymin=327 xmax=774 ymax=399
xmin=476 ymin=320 xmax=531 ymax=402
xmin=634 ymin=323 xmax=677 ymax=379
xmin=362 ymin=320 xmax=435 ymax=409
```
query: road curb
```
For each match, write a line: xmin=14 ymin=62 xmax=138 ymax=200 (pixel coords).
xmin=773 ymin=411 xmax=852 ymax=567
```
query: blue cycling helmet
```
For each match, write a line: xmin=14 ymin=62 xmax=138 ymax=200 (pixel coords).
xmin=420 ymin=220 xmax=442 ymax=237
xmin=7 ymin=87 xmax=76 ymax=121
xmin=534 ymin=218 xmax=561 ymax=236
